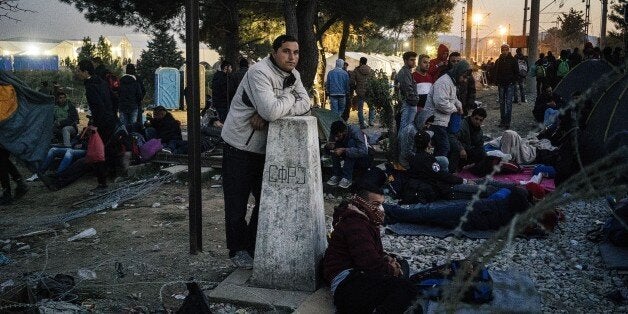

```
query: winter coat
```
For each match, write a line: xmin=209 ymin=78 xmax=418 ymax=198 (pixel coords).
xmin=326 ymin=59 xmax=350 ymax=96
xmin=84 ymin=76 xmax=117 ymax=142
xmin=425 ymin=74 xmax=462 ymax=127
xmin=458 ymin=116 xmax=484 ymax=151
xmin=211 ymin=71 xmax=236 ymax=109
xmin=323 ymin=201 xmax=397 ymax=284
xmin=407 ymin=150 xmax=463 ymax=197
xmin=149 ymin=112 xmax=182 ymax=143
xmin=351 ymin=64 xmax=373 ymax=98
xmin=117 ymin=74 xmax=143 ymax=113
xmin=493 ymin=53 xmax=519 ymax=86
xmin=54 ymin=100 xmax=79 ymax=131
xmin=221 ymin=55 xmax=311 ymax=154
xmin=397 ymin=64 xmax=418 ymax=105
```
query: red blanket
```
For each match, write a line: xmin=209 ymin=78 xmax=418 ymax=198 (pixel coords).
xmin=458 ymin=167 xmax=555 ymax=191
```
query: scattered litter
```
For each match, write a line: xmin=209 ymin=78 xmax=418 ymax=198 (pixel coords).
xmin=152 ymin=202 xmax=161 ymax=208
xmin=39 ymin=300 xmax=85 ymax=313
xmin=17 ymin=245 xmax=30 ymax=251
xmin=152 ymin=244 xmax=161 ymax=252
xmin=173 ymin=196 xmax=186 ymax=203
xmin=132 ymin=231 xmax=138 ymax=235
xmin=67 ymin=228 xmax=97 ymax=242
xmin=570 ymin=240 xmax=579 ymax=246
xmin=176 ymin=205 xmax=189 ymax=210
xmin=77 ymin=268 xmax=97 ymax=280
xmin=111 ymin=203 xmax=118 ymax=209
xmin=99 ymin=211 xmax=107 ymax=215
xmin=210 ymin=185 xmax=222 ymax=188
xmin=211 ymin=175 xmax=221 ymax=181
xmin=0 ymin=279 xmax=14 ymax=292
xmin=128 ymin=292 xmax=141 ymax=300
xmin=173 ymin=293 xmax=187 ymax=300
xmin=575 ymin=264 xmax=583 ymax=270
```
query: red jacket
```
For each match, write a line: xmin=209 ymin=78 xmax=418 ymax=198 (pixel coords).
xmin=428 ymin=44 xmax=450 ymax=79
xmin=322 ymin=202 xmax=396 ymax=284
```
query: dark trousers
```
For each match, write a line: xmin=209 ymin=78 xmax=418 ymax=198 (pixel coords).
xmin=0 ymin=148 xmax=21 ymax=192
xmin=222 ymin=144 xmax=265 ymax=257
xmin=334 ymin=268 xmax=418 ymax=314
xmin=55 ymin=158 xmax=106 ymax=188
xmin=536 ymin=78 xmax=546 ymax=95
xmin=432 ymin=125 xmax=450 ymax=157
xmin=215 ymin=106 xmax=229 ymax=123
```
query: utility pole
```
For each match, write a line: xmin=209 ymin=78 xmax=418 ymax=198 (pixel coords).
xmin=461 ymin=6 xmax=466 ymax=53
xmin=600 ymin=0 xmax=608 ymax=47
xmin=528 ymin=0 xmax=540 ymax=96
xmin=475 ymin=22 xmax=479 ymax=62
xmin=523 ymin=0 xmax=529 ymax=36
xmin=465 ymin=0 xmax=473 ymax=60
xmin=584 ymin=0 xmax=591 ymax=42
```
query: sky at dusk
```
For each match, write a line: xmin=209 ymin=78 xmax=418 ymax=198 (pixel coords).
xmin=0 ymin=0 xmax=610 ymax=41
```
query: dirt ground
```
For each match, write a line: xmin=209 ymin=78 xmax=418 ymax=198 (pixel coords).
xmin=0 ymin=85 xmax=538 ymax=312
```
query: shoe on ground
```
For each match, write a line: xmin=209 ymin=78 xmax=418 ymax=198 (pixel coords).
xmin=13 ymin=183 xmax=28 ymax=200
xmin=230 ymin=250 xmax=254 ymax=269
xmin=338 ymin=178 xmax=352 ymax=189
xmin=26 ymin=173 xmax=39 ymax=182
xmin=326 ymin=176 xmax=340 ymax=186
xmin=0 ymin=193 xmax=13 ymax=206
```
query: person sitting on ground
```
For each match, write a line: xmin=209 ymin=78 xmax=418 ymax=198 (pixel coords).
xmin=52 ymin=91 xmax=79 ymax=147
xmin=325 ymin=121 xmax=372 ymax=189
xmin=0 ymin=146 xmax=29 ymax=205
xmin=37 ymin=126 xmax=90 ymax=178
xmin=398 ymin=110 xmax=434 ymax=169
xmin=532 ymin=85 xmax=564 ymax=126
xmin=145 ymin=106 xmax=186 ymax=154
xmin=457 ymin=108 xmax=488 ymax=168
xmin=323 ymin=168 xmax=417 ymax=314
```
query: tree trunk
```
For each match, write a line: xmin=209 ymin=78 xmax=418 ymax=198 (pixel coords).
xmin=338 ymin=20 xmax=350 ymax=61
xmin=223 ymin=0 xmax=240 ymax=66
xmin=283 ymin=0 xmax=298 ymax=38
xmin=295 ymin=0 xmax=318 ymax=90
xmin=316 ymin=35 xmax=327 ymax=108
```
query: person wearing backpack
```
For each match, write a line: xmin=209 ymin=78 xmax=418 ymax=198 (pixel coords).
xmin=556 ymin=50 xmax=570 ymax=84
xmin=513 ymin=48 xmax=528 ymax=104
xmin=534 ymin=53 xmax=548 ymax=95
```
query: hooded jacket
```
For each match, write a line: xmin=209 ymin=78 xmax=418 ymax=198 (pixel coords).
xmin=424 ymin=60 xmax=468 ymax=127
xmin=149 ymin=112 xmax=182 ymax=143
xmin=428 ymin=44 xmax=450 ymax=78
xmin=494 ymin=52 xmax=519 ymax=86
xmin=221 ymin=55 xmax=311 ymax=154
xmin=326 ymin=59 xmax=350 ymax=96
xmin=117 ymin=74 xmax=143 ymax=113
xmin=323 ymin=201 xmax=396 ymax=284
xmin=398 ymin=110 xmax=433 ymax=169
xmin=351 ymin=64 xmax=374 ymax=97
xmin=397 ymin=64 xmax=419 ymax=105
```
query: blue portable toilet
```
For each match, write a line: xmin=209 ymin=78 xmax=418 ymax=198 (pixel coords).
xmin=154 ymin=67 xmax=181 ymax=109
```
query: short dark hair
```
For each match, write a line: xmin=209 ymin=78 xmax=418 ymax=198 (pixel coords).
xmin=471 ymin=107 xmax=487 ymax=118
xmin=220 ymin=61 xmax=232 ymax=71
xmin=359 ymin=57 xmax=367 ymax=65
xmin=414 ymin=131 xmax=431 ymax=151
xmin=330 ymin=120 xmax=347 ymax=138
xmin=126 ymin=63 xmax=136 ymax=75
xmin=419 ymin=54 xmax=430 ymax=62
xmin=272 ymin=34 xmax=298 ymax=51
xmin=239 ymin=58 xmax=249 ymax=68
xmin=78 ymin=59 xmax=95 ymax=75
xmin=402 ymin=51 xmax=417 ymax=61
xmin=516 ymin=48 xmax=522 ymax=54
xmin=449 ymin=51 xmax=461 ymax=58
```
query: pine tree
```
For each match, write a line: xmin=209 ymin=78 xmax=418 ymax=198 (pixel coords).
xmin=95 ymin=35 xmax=113 ymax=65
xmin=607 ymin=2 xmax=626 ymax=48
xmin=137 ymin=29 xmax=185 ymax=89
xmin=77 ymin=37 xmax=96 ymax=63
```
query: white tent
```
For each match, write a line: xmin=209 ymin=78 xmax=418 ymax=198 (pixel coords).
xmin=325 ymin=51 xmax=402 ymax=79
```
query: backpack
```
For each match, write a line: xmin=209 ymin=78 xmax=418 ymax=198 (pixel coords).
xmin=557 ymin=60 xmax=570 ymax=77
xmin=517 ymin=59 xmax=528 ymax=77
xmin=535 ymin=64 xmax=546 ymax=78
xmin=410 ymin=260 xmax=493 ymax=304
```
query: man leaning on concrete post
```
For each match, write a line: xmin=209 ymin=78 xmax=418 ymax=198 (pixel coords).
xmin=220 ymin=35 xmax=312 ymax=269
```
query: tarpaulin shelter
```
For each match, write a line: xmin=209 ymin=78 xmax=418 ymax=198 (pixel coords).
xmin=554 ymin=59 xmax=614 ymax=102
xmin=311 ymin=108 xmax=343 ymax=142
xmin=583 ymin=71 xmax=627 ymax=143
xmin=0 ymin=71 xmax=54 ymax=163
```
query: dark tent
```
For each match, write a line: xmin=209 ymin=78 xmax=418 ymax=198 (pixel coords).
xmin=583 ymin=71 xmax=628 ymax=143
xmin=311 ymin=108 xmax=342 ymax=142
xmin=554 ymin=59 xmax=614 ymax=101
xmin=0 ymin=71 xmax=54 ymax=163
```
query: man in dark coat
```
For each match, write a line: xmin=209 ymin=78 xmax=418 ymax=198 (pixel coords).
xmin=323 ymin=168 xmax=417 ymax=314
xmin=233 ymin=58 xmax=249 ymax=89
xmin=117 ymin=63 xmax=144 ymax=127
xmin=457 ymin=108 xmax=487 ymax=167
xmin=211 ymin=61 xmax=236 ymax=122
xmin=145 ymin=106 xmax=185 ymax=154
xmin=493 ymin=44 xmax=519 ymax=129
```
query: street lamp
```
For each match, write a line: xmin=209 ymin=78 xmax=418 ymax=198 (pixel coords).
xmin=498 ymin=25 xmax=507 ymax=44
xmin=473 ymin=14 xmax=482 ymax=63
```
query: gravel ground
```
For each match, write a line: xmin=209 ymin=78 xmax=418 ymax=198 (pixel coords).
xmin=381 ymin=198 xmax=628 ymax=313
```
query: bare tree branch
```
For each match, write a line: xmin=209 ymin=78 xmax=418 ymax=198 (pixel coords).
xmin=0 ymin=0 xmax=34 ymax=22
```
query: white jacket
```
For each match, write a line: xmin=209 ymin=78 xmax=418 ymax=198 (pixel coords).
xmin=221 ymin=56 xmax=311 ymax=154
xmin=424 ymin=74 xmax=462 ymax=127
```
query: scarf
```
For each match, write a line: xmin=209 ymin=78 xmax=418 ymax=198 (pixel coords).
xmin=350 ymin=195 xmax=385 ymax=225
